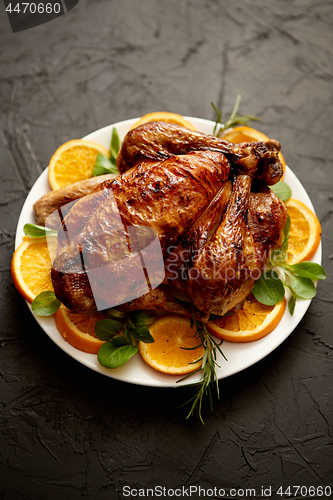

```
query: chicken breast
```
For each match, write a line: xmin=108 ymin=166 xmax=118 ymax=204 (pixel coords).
xmin=51 ymin=150 xmax=230 ymax=312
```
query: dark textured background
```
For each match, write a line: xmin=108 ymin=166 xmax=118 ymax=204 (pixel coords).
xmin=0 ymin=1 xmax=332 ymax=499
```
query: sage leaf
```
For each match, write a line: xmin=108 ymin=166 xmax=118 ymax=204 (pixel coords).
xmin=283 ymin=213 xmax=291 ymax=240
xmin=269 ymin=215 xmax=291 ymax=266
xmin=98 ymin=343 xmax=138 ymax=369
xmin=110 ymin=331 xmax=132 ymax=346
xmin=32 ymin=291 xmax=61 ymax=316
xmin=270 ymin=237 xmax=289 ymax=265
xmin=133 ymin=326 xmax=154 ymax=343
xmin=252 ymin=270 xmax=285 ymax=306
xmin=95 ymin=318 xmax=123 ymax=341
xmin=107 ymin=308 xmax=127 ymax=320
xmin=285 ymin=262 xmax=327 ymax=281
xmin=280 ymin=237 xmax=289 ymax=263
xmin=270 ymin=181 xmax=292 ymax=202
xmin=288 ymin=274 xmax=316 ymax=299
xmin=131 ymin=311 xmax=155 ymax=327
xmin=24 ymin=223 xmax=57 ymax=238
xmin=288 ymin=295 xmax=296 ymax=316
xmin=91 ymin=153 xmax=119 ymax=177
xmin=110 ymin=127 xmax=120 ymax=162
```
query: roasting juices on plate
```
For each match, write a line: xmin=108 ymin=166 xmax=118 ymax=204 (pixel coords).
xmin=12 ymin=109 xmax=325 ymax=422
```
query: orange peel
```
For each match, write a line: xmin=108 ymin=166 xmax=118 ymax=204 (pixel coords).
xmin=131 ymin=112 xmax=196 ymax=131
xmin=139 ymin=315 xmax=204 ymax=375
xmin=285 ymin=199 xmax=321 ymax=265
xmin=54 ymin=306 xmax=107 ymax=354
xmin=207 ymin=296 xmax=286 ymax=342
xmin=48 ymin=139 xmax=109 ymax=190
xmin=11 ymin=237 xmax=55 ymax=303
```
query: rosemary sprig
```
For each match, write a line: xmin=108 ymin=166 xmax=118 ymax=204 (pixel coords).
xmin=178 ymin=317 xmax=227 ymax=424
xmin=212 ymin=93 xmax=259 ymax=137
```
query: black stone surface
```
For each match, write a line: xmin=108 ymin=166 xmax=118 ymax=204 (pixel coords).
xmin=0 ymin=1 xmax=332 ymax=499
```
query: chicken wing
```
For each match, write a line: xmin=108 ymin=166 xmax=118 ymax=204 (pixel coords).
xmin=33 ymin=174 xmax=117 ymax=228
xmin=117 ymin=121 xmax=283 ymax=185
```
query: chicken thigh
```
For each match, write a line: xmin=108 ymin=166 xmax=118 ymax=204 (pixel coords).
xmin=165 ymin=177 xmax=287 ymax=316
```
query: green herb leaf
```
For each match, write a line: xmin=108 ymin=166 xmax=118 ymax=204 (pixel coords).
xmin=95 ymin=318 xmax=123 ymax=341
xmin=211 ymin=102 xmax=223 ymax=135
xmin=283 ymin=213 xmax=291 ymax=240
xmin=284 ymin=262 xmax=327 ymax=281
xmin=288 ymin=274 xmax=316 ymax=300
xmin=288 ymin=295 xmax=296 ymax=315
xmin=23 ymin=223 xmax=58 ymax=238
xmin=252 ymin=270 xmax=285 ymax=306
xmin=269 ymin=181 xmax=292 ymax=202
xmin=91 ymin=153 xmax=119 ymax=177
xmin=96 ymin=308 xmax=154 ymax=370
xmin=107 ymin=308 xmax=127 ymax=320
xmin=179 ymin=317 xmax=226 ymax=425
xmin=212 ymin=94 xmax=259 ymax=138
xmin=269 ymin=238 xmax=288 ymax=265
xmin=110 ymin=331 xmax=132 ymax=346
xmin=110 ymin=127 xmax=120 ymax=162
xmin=31 ymin=291 xmax=61 ymax=316
xmin=91 ymin=128 xmax=121 ymax=177
xmin=280 ymin=237 xmax=289 ymax=263
xmin=133 ymin=326 xmax=154 ymax=343
xmin=98 ymin=343 xmax=138 ymax=369
xmin=270 ymin=215 xmax=291 ymax=266
xmin=131 ymin=311 xmax=155 ymax=328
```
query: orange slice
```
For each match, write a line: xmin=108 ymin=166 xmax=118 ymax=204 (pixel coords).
xmin=11 ymin=237 xmax=56 ymax=303
xmin=207 ymin=295 xmax=286 ymax=342
xmin=221 ymin=126 xmax=286 ymax=174
xmin=285 ymin=199 xmax=321 ymax=265
xmin=131 ymin=112 xmax=197 ymax=131
xmin=139 ymin=315 xmax=204 ymax=375
xmin=54 ymin=305 xmax=107 ymax=354
xmin=48 ymin=139 xmax=109 ymax=190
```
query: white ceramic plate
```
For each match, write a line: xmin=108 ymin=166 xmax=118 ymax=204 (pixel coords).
xmin=15 ymin=117 xmax=322 ymax=387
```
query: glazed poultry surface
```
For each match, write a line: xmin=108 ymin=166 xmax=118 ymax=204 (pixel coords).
xmin=117 ymin=121 xmax=283 ymax=185
xmin=50 ymin=122 xmax=287 ymax=318
xmin=33 ymin=173 xmax=117 ymax=227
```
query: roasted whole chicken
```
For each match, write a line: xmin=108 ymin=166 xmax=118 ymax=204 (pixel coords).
xmin=45 ymin=122 xmax=287 ymax=320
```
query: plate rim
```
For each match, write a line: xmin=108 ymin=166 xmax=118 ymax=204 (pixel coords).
xmin=14 ymin=116 xmax=322 ymax=388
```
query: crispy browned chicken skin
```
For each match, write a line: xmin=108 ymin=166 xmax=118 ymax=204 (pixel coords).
xmin=50 ymin=122 xmax=287 ymax=318
xmin=52 ymin=150 xmax=230 ymax=312
xmin=117 ymin=121 xmax=283 ymax=185
xmin=33 ymin=174 xmax=117 ymax=228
